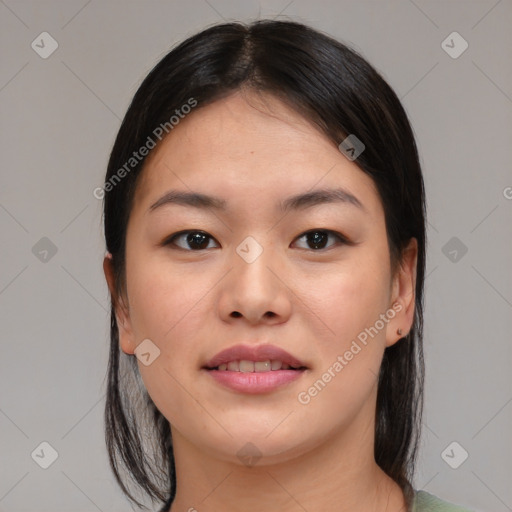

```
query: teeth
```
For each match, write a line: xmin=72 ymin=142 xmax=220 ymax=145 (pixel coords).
xmin=254 ymin=360 xmax=271 ymax=372
xmin=214 ymin=360 xmax=299 ymax=372
xmin=239 ymin=360 xmax=254 ymax=373
xmin=227 ymin=361 xmax=239 ymax=371
xmin=271 ymin=360 xmax=282 ymax=370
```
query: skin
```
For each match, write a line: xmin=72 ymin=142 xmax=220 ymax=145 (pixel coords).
xmin=104 ymin=89 xmax=418 ymax=512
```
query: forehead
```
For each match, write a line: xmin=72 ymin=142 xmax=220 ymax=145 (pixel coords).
xmin=133 ymin=90 xmax=381 ymax=216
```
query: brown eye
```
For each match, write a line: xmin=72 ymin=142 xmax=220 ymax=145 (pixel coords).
xmin=293 ymin=230 xmax=347 ymax=250
xmin=165 ymin=231 xmax=219 ymax=251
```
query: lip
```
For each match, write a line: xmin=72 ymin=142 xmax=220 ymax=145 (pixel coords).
xmin=205 ymin=368 xmax=306 ymax=394
xmin=202 ymin=344 xmax=308 ymax=394
xmin=203 ymin=344 xmax=306 ymax=370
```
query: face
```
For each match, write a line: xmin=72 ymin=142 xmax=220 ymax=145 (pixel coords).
xmin=105 ymin=90 xmax=417 ymax=466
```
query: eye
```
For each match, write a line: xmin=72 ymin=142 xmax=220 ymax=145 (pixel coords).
xmin=164 ymin=230 xmax=219 ymax=251
xmin=163 ymin=229 xmax=350 ymax=252
xmin=292 ymin=229 xmax=348 ymax=251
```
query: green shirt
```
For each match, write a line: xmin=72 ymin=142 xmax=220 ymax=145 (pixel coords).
xmin=412 ymin=490 xmax=473 ymax=511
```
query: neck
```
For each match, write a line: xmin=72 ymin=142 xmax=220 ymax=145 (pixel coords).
xmin=167 ymin=409 xmax=407 ymax=512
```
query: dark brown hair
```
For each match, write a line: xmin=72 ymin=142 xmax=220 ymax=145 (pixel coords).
xmin=103 ymin=18 xmax=426 ymax=510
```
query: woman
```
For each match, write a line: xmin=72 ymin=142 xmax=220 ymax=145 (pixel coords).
xmin=102 ymin=19 xmax=471 ymax=512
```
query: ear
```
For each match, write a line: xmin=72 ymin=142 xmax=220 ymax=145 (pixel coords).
xmin=103 ymin=253 xmax=136 ymax=355
xmin=385 ymin=238 xmax=418 ymax=348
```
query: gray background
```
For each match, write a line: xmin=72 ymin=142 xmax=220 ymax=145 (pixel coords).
xmin=1 ymin=1 xmax=511 ymax=510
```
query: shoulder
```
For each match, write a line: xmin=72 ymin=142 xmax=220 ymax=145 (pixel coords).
xmin=412 ymin=490 xmax=474 ymax=512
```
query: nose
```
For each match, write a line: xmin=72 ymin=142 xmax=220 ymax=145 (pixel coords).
xmin=217 ymin=243 xmax=292 ymax=326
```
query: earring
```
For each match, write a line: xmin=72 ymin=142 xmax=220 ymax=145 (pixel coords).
xmin=397 ymin=328 xmax=403 ymax=336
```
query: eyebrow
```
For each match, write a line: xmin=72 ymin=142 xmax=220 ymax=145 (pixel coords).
xmin=149 ymin=190 xmax=227 ymax=212
xmin=148 ymin=187 xmax=365 ymax=214
xmin=280 ymin=188 xmax=365 ymax=213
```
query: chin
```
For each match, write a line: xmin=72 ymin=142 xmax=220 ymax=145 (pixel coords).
xmin=193 ymin=425 xmax=319 ymax=467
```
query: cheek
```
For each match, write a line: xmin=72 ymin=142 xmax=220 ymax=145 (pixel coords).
xmin=125 ymin=254 xmax=220 ymax=388
xmin=305 ymin=254 xmax=391 ymax=347
xmin=126 ymin=259 xmax=213 ymax=425
xmin=292 ymin=266 xmax=391 ymax=429
xmin=126 ymin=253 xmax=204 ymax=338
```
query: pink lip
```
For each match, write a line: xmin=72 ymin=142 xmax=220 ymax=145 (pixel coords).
xmin=202 ymin=344 xmax=307 ymax=395
xmin=203 ymin=344 xmax=306 ymax=369
xmin=205 ymin=368 xmax=306 ymax=394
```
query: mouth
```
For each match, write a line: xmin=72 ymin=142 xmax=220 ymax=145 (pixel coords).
xmin=205 ymin=360 xmax=306 ymax=372
xmin=202 ymin=344 xmax=308 ymax=394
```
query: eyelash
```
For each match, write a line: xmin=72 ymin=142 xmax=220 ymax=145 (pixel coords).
xmin=163 ymin=229 xmax=351 ymax=252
